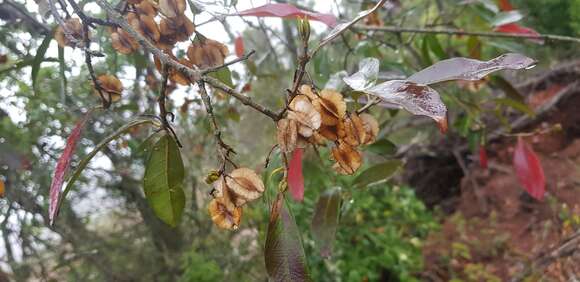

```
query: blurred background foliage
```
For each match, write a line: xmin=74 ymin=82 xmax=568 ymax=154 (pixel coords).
xmin=1 ymin=0 xmax=579 ymax=281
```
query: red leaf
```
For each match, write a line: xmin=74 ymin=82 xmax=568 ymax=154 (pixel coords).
xmin=479 ymin=146 xmax=488 ymax=169
xmin=495 ymin=23 xmax=544 ymax=44
xmin=49 ymin=112 xmax=92 ymax=225
xmin=513 ymin=137 xmax=546 ymax=201
xmin=288 ymin=148 xmax=304 ymax=202
xmin=497 ymin=0 xmax=514 ymax=11
xmin=237 ymin=3 xmax=337 ymax=27
xmin=234 ymin=36 xmax=244 ymax=58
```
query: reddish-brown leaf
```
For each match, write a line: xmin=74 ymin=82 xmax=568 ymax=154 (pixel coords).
xmin=237 ymin=3 xmax=337 ymax=27
xmin=234 ymin=36 xmax=244 ymax=58
xmin=513 ymin=137 xmax=546 ymax=201
xmin=265 ymin=193 xmax=311 ymax=281
xmin=288 ymin=148 xmax=304 ymax=202
xmin=495 ymin=24 xmax=543 ymax=43
xmin=497 ymin=0 xmax=514 ymax=11
xmin=49 ymin=111 xmax=92 ymax=225
xmin=479 ymin=146 xmax=488 ymax=169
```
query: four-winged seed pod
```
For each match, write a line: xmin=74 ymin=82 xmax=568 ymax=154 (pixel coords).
xmin=208 ymin=168 xmax=265 ymax=230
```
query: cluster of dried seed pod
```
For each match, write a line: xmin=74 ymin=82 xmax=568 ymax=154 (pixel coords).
xmin=208 ymin=168 xmax=265 ymax=230
xmin=277 ymin=85 xmax=379 ymax=175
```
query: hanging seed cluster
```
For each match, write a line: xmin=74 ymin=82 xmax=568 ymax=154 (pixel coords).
xmin=278 ymin=85 xmax=379 ymax=175
xmin=208 ymin=168 xmax=265 ymax=230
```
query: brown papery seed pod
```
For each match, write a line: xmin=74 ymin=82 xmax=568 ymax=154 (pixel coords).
xmin=342 ymin=113 xmax=367 ymax=147
xmin=94 ymin=75 xmax=123 ymax=102
xmin=55 ymin=18 xmax=84 ymax=48
xmin=169 ymin=58 xmax=192 ymax=85
xmin=111 ymin=29 xmax=139 ymax=55
xmin=159 ymin=0 xmax=186 ymax=18
xmin=318 ymin=122 xmax=345 ymax=142
xmin=277 ymin=118 xmax=298 ymax=153
xmin=313 ymin=89 xmax=346 ymax=126
xmin=160 ymin=15 xmax=194 ymax=42
xmin=225 ymin=168 xmax=265 ymax=207
xmin=360 ymin=113 xmax=379 ymax=145
xmin=135 ymin=0 xmax=158 ymax=17
xmin=288 ymin=95 xmax=321 ymax=136
xmin=208 ymin=197 xmax=242 ymax=230
xmin=187 ymin=38 xmax=228 ymax=68
xmin=299 ymin=84 xmax=318 ymax=101
xmin=128 ymin=13 xmax=160 ymax=43
xmin=331 ymin=141 xmax=362 ymax=175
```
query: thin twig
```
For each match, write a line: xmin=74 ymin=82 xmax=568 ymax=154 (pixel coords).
xmin=158 ymin=64 xmax=182 ymax=147
xmin=355 ymin=25 xmax=580 ymax=44
xmin=201 ymin=50 xmax=256 ymax=75
xmin=197 ymin=81 xmax=236 ymax=173
xmin=95 ymin=0 xmax=279 ymax=121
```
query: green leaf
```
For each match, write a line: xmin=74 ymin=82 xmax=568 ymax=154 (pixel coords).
xmin=420 ymin=37 xmax=433 ymax=67
xmin=57 ymin=116 xmax=159 ymax=216
xmin=353 ymin=160 xmax=403 ymax=188
xmin=311 ymin=187 xmax=341 ymax=258
xmin=143 ymin=134 xmax=185 ymax=227
xmin=494 ymin=97 xmax=535 ymax=117
xmin=490 ymin=75 xmax=525 ymax=102
xmin=366 ymin=139 xmax=397 ymax=156
xmin=32 ymin=32 xmax=53 ymax=95
xmin=209 ymin=67 xmax=234 ymax=88
xmin=265 ymin=193 xmax=311 ymax=281
xmin=426 ymin=35 xmax=447 ymax=60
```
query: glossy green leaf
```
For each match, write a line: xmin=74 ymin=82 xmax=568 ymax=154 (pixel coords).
xmin=353 ymin=160 xmax=403 ymax=188
xmin=311 ymin=187 xmax=341 ymax=258
xmin=265 ymin=193 xmax=311 ymax=282
xmin=209 ymin=67 xmax=234 ymax=88
xmin=32 ymin=32 xmax=53 ymax=95
xmin=420 ymin=37 xmax=433 ymax=67
xmin=366 ymin=139 xmax=397 ymax=156
xmin=143 ymin=134 xmax=185 ymax=227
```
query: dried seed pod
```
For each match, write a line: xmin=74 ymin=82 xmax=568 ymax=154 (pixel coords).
xmin=342 ymin=113 xmax=367 ymax=147
xmin=135 ymin=0 xmax=157 ymax=17
xmin=94 ymin=75 xmax=123 ymax=102
xmin=360 ymin=113 xmax=379 ymax=145
xmin=111 ymin=28 xmax=139 ymax=55
xmin=128 ymin=13 xmax=160 ymax=43
xmin=169 ymin=58 xmax=192 ymax=85
xmin=299 ymin=84 xmax=318 ymax=101
xmin=225 ymin=168 xmax=265 ymax=207
xmin=277 ymin=118 xmax=298 ymax=153
xmin=186 ymin=38 xmax=228 ymax=68
xmin=313 ymin=89 xmax=346 ymax=126
xmin=159 ymin=0 xmax=186 ymax=18
xmin=54 ymin=18 xmax=84 ymax=48
xmin=288 ymin=95 xmax=321 ymax=137
xmin=318 ymin=122 xmax=344 ymax=141
xmin=208 ymin=197 xmax=242 ymax=230
xmin=331 ymin=141 xmax=362 ymax=175
xmin=308 ymin=132 xmax=327 ymax=145
xmin=159 ymin=15 xmax=194 ymax=42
